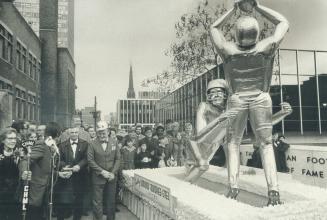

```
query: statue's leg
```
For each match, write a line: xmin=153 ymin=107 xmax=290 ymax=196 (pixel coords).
xmin=226 ymin=94 xmax=248 ymax=193
xmin=249 ymin=93 xmax=281 ymax=205
xmin=222 ymin=143 xmax=228 ymax=168
xmin=249 ymin=93 xmax=277 ymax=191
xmin=187 ymin=144 xmax=223 ymax=183
xmin=184 ymin=164 xmax=209 ymax=183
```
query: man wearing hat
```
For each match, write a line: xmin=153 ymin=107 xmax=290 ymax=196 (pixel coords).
xmin=87 ymin=121 xmax=121 ymax=220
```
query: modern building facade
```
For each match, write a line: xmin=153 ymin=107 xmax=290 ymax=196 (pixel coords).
xmin=117 ymin=64 xmax=158 ymax=128
xmin=156 ymin=66 xmax=221 ymax=131
xmin=57 ymin=0 xmax=74 ymax=56
xmin=13 ymin=0 xmax=39 ymax=35
xmin=117 ymin=99 xmax=158 ymax=129
xmin=156 ymin=49 xmax=327 ymax=135
xmin=0 ymin=2 xmax=41 ymax=129
xmin=138 ymin=91 xmax=166 ymax=99
xmin=14 ymin=0 xmax=75 ymax=56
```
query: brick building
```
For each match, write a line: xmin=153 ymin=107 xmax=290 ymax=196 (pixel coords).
xmin=0 ymin=2 xmax=41 ymax=129
xmin=0 ymin=1 xmax=76 ymax=128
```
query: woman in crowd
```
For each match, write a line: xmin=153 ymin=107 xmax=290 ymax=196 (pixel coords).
xmin=11 ymin=120 xmax=29 ymax=142
xmin=27 ymin=132 xmax=38 ymax=142
xmin=135 ymin=142 xmax=152 ymax=169
xmin=155 ymin=137 xmax=169 ymax=168
xmin=0 ymin=128 xmax=21 ymax=220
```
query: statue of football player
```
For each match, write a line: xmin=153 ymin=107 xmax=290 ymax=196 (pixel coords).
xmin=184 ymin=79 xmax=292 ymax=184
xmin=209 ymin=0 xmax=289 ymax=205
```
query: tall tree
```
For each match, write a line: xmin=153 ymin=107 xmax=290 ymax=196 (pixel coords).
xmin=142 ymin=0 xmax=275 ymax=92
xmin=167 ymin=0 xmax=227 ymax=84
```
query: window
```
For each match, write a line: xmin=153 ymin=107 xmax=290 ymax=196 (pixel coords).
xmin=22 ymin=47 xmax=27 ymax=73
xmin=33 ymin=58 xmax=37 ymax=79
xmin=37 ymin=61 xmax=41 ymax=83
xmin=7 ymin=34 xmax=13 ymax=63
xmin=16 ymin=42 xmax=22 ymax=70
xmin=29 ymin=53 xmax=33 ymax=78
xmin=0 ymin=34 xmax=4 ymax=59
xmin=16 ymin=41 xmax=27 ymax=72
xmin=0 ymin=24 xmax=13 ymax=63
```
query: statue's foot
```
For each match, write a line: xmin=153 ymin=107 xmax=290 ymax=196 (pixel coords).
xmin=267 ymin=190 xmax=282 ymax=206
xmin=226 ymin=187 xmax=240 ymax=200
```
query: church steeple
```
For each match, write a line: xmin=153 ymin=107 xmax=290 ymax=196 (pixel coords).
xmin=127 ymin=64 xmax=136 ymax=98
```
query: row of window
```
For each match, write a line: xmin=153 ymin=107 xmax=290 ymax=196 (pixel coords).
xmin=0 ymin=24 xmax=13 ymax=63
xmin=15 ymin=87 xmax=40 ymax=122
xmin=13 ymin=2 xmax=38 ymax=8
xmin=0 ymin=23 xmax=41 ymax=83
xmin=0 ymin=80 xmax=13 ymax=92
xmin=0 ymin=79 xmax=40 ymax=122
xmin=15 ymin=98 xmax=40 ymax=122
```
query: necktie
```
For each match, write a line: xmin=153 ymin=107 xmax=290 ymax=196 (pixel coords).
xmin=101 ymin=141 xmax=108 ymax=151
xmin=71 ymin=142 xmax=77 ymax=158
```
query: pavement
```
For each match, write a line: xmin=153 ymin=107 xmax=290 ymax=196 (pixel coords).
xmin=54 ymin=204 xmax=137 ymax=220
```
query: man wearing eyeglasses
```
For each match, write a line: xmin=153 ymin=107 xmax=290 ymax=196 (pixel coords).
xmin=87 ymin=121 xmax=121 ymax=220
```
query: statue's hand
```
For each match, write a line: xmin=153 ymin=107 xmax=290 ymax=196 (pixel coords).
xmin=219 ymin=108 xmax=239 ymax=122
xmin=280 ymin=102 xmax=292 ymax=115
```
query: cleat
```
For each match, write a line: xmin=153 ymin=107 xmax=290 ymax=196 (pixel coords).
xmin=267 ymin=190 xmax=282 ymax=206
xmin=226 ymin=187 xmax=240 ymax=200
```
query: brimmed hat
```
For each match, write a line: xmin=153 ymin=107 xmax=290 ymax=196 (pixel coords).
xmin=96 ymin=121 xmax=108 ymax=131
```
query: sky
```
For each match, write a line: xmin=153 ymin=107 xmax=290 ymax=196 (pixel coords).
xmin=74 ymin=0 xmax=327 ymax=115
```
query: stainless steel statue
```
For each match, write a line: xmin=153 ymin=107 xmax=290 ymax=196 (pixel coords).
xmin=184 ymin=79 xmax=238 ymax=183
xmin=184 ymin=79 xmax=292 ymax=183
xmin=210 ymin=0 xmax=289 ymax=205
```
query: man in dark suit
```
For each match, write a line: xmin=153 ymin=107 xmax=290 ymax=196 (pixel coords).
xmin=56 ymin=126 xmax=89 ymax=220
xmin=88 ymin=121 xmax=121 ymax=220
xmin=20 ymin=122 xmax=61 ymax=220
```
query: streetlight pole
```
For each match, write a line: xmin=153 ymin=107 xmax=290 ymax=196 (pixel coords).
xmin=78 ymin=111 xmax=83 ymax=128
xmin=94 ymin=96 xmax=97 ymax=130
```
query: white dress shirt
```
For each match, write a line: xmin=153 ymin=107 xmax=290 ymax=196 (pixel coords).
xmin=101 ymin=139 xmax=108 ymax=151
xmin=70 ymin=139 xmax=78 ymax=158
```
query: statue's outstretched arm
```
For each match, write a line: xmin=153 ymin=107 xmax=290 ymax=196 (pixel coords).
xmin=210 ymin=8 xmax=237 ymax=59
xmin=255 ymin=5 xmax=289 ymax=52
xmin=196 ymin=108 xmax=239 ymax=144
xmin=272 ymin=102 xmax=292 ymax=125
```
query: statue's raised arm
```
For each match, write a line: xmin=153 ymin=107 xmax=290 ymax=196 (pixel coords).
xmin=254 ymin=4 xmax=289 ymax=55
xmin=210 ymin=8 xmax=238 ymax=60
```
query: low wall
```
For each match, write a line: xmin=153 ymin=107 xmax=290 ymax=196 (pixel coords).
xmin=122 ymin=166 xmax=327 ymax=220
xmin=240 ymin=144 xmax=327 ymax=188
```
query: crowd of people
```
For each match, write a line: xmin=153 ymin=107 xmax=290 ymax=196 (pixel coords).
xmin=0 ymin=117 xmax=291 ymax=220
xmin=0 ymin=119 xmax=197 ymax=220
